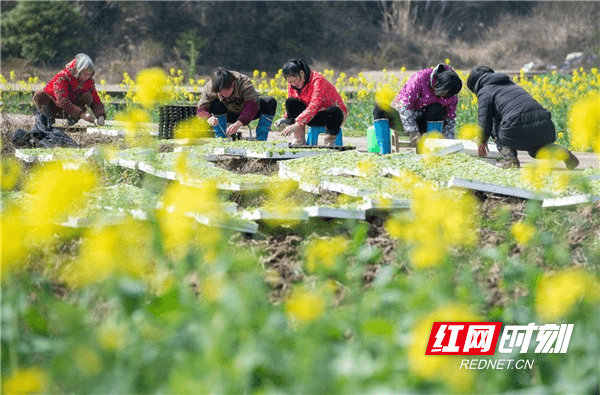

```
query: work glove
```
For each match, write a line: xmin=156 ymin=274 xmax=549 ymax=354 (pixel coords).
xmin=97 ymin=116 xmax=105 ymax=126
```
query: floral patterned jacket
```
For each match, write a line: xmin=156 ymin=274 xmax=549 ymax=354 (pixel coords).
xmin=391 ymin=64 xmax=458 ymax=138
xmin=285 ymin=71 xmax=348 ymax=127
xmin=42 ymin=58 xmax=105 ymax=119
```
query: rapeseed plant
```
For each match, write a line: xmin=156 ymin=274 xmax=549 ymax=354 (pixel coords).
xmin=74 ymin=345 xmax=103 ymax=377
xmin=1 ymin=157 xmax=22 ymax=191
xmin=408 ymin=303 xmax=479 ymax=393
xmin=262 ymin=179 xmax=302 ymax=226
xmin=21 ymin=162 xmax=97 ymax=243
xmin=97 ymin=319 xmax=128 ymax=351
xmin=173 ymin=115 xmax=211 ymax=140
xmin=1 ymin=366 xmax=49 ymax=394
xmin=63 ymin=218 xmax=150 ymax=287
xmin=568 ymin=91 xmax=600 ymax=153
xmin=304 ymin=235 xmax=350 ymax=273
xmin=535 ymin=269 xmax=599 ymax=322
xmin=157 ymin=181 xmax=223 ymax=260
xmin=285 ymin=286 xmax=326 ymax=326
xmin=511 ymin=221 xmax=536 ymax=245
xmin=134 ymin=68 xmax=172 ymax=108
xmin=0 ymin=206 xmax=29 ymax=278
xmin=374 ymin=83 xmax=396 ymax=112
xmin=456 ymin=123 xmax=483 ymax=141
xmin=386 ymin=185 xmax=478 ymax=269
xmin=114 ymin=107 xmax=154 ymax=147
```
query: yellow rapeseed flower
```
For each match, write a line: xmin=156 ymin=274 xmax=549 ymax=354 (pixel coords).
xmin=285 ymin=287 xmax=326 ymax=325
xmin=115 ymin=108 xmax=154 ymax=147
xmin=521 ymin=161 xmax=553 ymax=191
xmin=374 ymin=84 xmax=396 ymax=112
xmin=304 ymin=235 xmax=349 ymax=273
xmin=386 ymin=185 xmax=478 ymax=269
xmin=173 ymin=116 xmax=211 ymax=140
xmin=1 ymin=157 xmax=22 ymax=191
xmin=134 ymin=68 xmax=172 ymax=108
xmin=511 ymin=221 xmax=536 ymax=245
xmin=74 ymin=345 xmax=103 ymax=377
xmin=63 ymin=218 xmax=150 ymax=287
xmin=535 ymin=269 xmax=599 ymax=321
xmin=408 ymin=303 xmax=478 ymax=393
xmin=97 ymin=320 xmax=127 ymax=351
xmin=21 ymin=163 xmax=97 ymax=242
xmin=2 ymin=366 xmax=49 ymax=394
xmin=158 ymin=181 xmax=223 ymax=259
xmin=202 ymin=273 xmax=226 ymax=302
xmin=568 ymin=91 xmax=600 ymax=153
xmin=456 ymin=124 xmax=483 ymax=142
xmin=1 ymin=206 xmax=30 ymax=279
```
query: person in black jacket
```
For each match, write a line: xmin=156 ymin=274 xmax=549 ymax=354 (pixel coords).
xmin=467 ymin=66 xmax=579 ymax=169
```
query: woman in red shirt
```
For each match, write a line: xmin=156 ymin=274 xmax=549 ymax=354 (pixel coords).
xmin=276 ymin=59 xmax=347 ymax=145
xmin=33 ymin=53 xmax=106 ymax=127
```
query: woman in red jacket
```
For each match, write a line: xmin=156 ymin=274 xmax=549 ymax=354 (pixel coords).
xmin=33 ymin=53 xmax=106 ymax=127
xmin=276 ymin=59 xmax=347 ymax=145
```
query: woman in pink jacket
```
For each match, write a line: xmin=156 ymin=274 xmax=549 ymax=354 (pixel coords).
xmin=372 ymin=64 xmax=462 ymax=153
xmin=276 ymin=59 xmax=347 ymax=146
xmin=33 ymin=53 xmax=106 ymax=127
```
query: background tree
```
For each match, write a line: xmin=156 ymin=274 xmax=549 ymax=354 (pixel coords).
xmin=174 ymin=30 xmax=206 ymax=80
xmin=1 ymin=1 xmax=88 ymax=65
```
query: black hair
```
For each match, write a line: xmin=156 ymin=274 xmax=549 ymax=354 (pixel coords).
xmin=434 ymin=68 xmax=463 ymax=98
xmin=211 ymin=67 xmax=235 ymax=93
xmin=467 ymin=66 xmax=495 ymax=93
xmin=282 ymin=59 xmax=311 ymax=86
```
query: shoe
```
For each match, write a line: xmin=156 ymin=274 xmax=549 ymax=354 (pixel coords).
xmin=323 ymin=134 xmax=337 ymax=147
xmin=496 ymin=159 xmax=520 ymax=169
xmin=564 ymin=152 xmax=579 ymax=170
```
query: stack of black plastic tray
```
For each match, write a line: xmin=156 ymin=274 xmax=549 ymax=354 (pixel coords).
xmin=158 ymin=105 xmax=197 ymax=139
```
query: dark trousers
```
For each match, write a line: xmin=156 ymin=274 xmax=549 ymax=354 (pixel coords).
xmin=373 ymin=104 xmax=401 ymax=129
xmin=415 ymin=103 xmax=445 ymax=133
xmin=33 ymin=91 xmax=92 ymax=119
xmin=284 ymin=98 xmax=344 ymax=135
xmin=209 ymin=96 xmax=277 ymax=124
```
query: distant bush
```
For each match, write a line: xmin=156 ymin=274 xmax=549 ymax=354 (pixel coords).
xmin=1 ymin=1 xmax=88 ymax=65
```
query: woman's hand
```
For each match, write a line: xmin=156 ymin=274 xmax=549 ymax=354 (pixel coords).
xmin=478 ymin=143 xmax=489 ymax=158
xmin=82 ymin=113 xmax=95 ymax=124
xmin=227 ymin=120 xmax=242 ymax=135
xmin=207 ymin=116 xmax=218 ymax=127
xmin=281 ymin=123 xmax=301 ymax=137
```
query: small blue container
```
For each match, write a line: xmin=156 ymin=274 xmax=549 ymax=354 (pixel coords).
xmin=426 ymin=121 xmax=443 ymax=133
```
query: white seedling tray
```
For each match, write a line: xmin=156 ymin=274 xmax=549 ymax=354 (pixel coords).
xmin=459 ymin=140 xmax=502 ymax=159
xmin=87 ymin=127 xmax=127 ymax=137
xmin=187 ymin=213 xmax=259 ymax=234
xmin=108 ymin=157 xmax=138 ymax=170
xmin=358 ymin=197 xmax=411 ymax=210
xmin=241 ymin=208 xmax=309 ymax=222
xmin=138 ymin=162 xmax=177 ymax=180
xmin=245 ymin=149 xmax=326 ymax=160
xmin=304 ymin=205 xmax=366 ymax=220
xmin=213 ymin=147 xmax=248 ymax=156
xmin=320 ymin=180 xmax=374 ymax=198
xmin=448 ymin=176 xmax=544 ymax=200
xmin=542 ymin=194 xmax=600 ymax=209
xmin=422 ymin=139 xmax=464 ymax=155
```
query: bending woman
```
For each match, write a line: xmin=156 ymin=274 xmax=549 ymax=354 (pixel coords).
xmin=276 ymin=59 xmax=347 ymax=146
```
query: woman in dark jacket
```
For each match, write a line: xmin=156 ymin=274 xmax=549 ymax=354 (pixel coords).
xmin=467 ymin=66 xmax=578 ymax=169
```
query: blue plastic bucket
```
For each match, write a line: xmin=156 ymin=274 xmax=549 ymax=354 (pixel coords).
xmin=426 ymin=121 xmax=443 ymax=133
